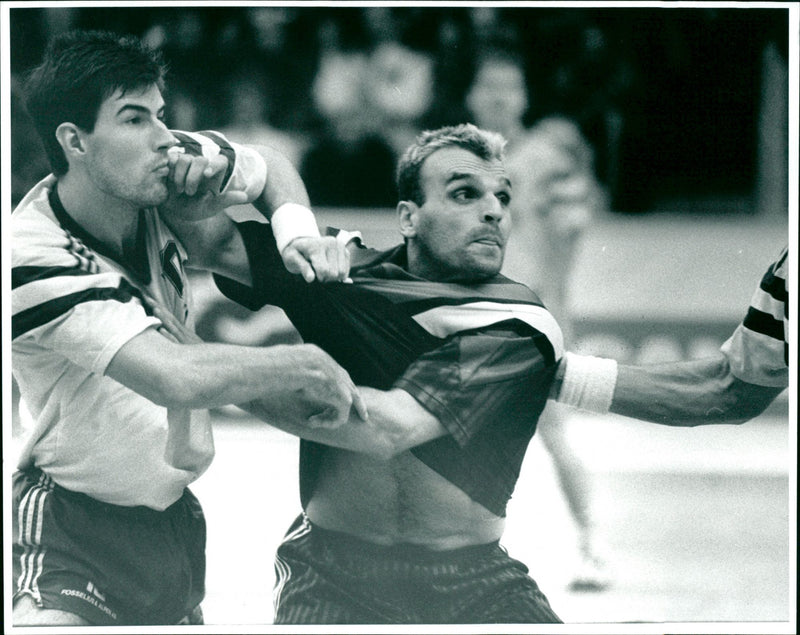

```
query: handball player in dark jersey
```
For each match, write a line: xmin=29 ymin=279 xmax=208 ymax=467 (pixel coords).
xmin=171 ymin=123 xmax=565 ymax=623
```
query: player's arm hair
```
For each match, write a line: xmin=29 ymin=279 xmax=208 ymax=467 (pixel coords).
xmin=105 ymin=327 xmax=358 ymax=419
xmin=609 ymin=354 xmax=784 ymax=426
xmin=244 ymin=387 xmax=447 ymax=459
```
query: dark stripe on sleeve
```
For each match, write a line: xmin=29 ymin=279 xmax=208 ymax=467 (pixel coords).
xmin=742 ymin=307 xmax=784 ymax=341
xmin=760 ymin=267 xmax=788 ymax=304
xmin=171 ymin=131 xmax=203 ymax=156
xmin=13 ymin=279 xmax=148 ymax=340
xmin=12 ymin=265 xmax=90 ymax=289
xmin=197 ymin=130 xmax=236 ymax=190
xmin=171 ymin=130 xmax=236 ymax=191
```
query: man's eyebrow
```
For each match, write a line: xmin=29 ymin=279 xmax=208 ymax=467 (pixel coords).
xmin=445 ymin=172 xmax=512 ymax=190
xmin=445 ymin=171 xmax=475 ymax=184
xmin=115 ymin=103 xmax=165 ymax=117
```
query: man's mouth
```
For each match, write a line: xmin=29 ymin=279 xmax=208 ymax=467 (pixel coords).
xmin=473 ymin=235 xmax=503 ymax=247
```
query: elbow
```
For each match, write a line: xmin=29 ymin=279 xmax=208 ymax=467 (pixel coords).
xmin=142 ymin=375 xmax=198 ymax=409
xmin=140 ymin=362 xmax=213 ymax=410
xmin=689 ymin=386 xmax=778 ymax=427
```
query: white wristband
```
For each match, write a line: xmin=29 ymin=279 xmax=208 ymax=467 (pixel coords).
xmin=557 ymin=352 xmax=618 ymax=414
xmin=270 ymin=203 xmax=321 ymax=253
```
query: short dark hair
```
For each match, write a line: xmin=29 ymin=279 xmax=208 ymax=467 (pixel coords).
xmin=23 ymin=30 xmax=167 ymax=176
xmin=396 ymin=123 xmax=507 ymax=206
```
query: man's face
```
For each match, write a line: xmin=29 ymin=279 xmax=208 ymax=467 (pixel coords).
xmin=404 ymin=147 xmax=512 ymax=282
xmin=80 ymin=84 xmax=177 ymax=208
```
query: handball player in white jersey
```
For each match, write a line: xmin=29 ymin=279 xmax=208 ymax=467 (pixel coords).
xmin=11 ymin=29 xmax=364 ymax=627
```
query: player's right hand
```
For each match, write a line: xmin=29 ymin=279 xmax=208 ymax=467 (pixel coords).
xmin=281 ymin=235 xmax=352 ymax=284
xmin=282 ymin=344 xmax=368 ymax=427
xmin=163 ymin=152 xmax=248 ymax=221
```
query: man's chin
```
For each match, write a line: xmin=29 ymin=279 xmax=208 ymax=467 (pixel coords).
xmin=454 ymin=260 xmax=502 ymax=282
xmin=143 ymin=184 xmax=170 ymax=208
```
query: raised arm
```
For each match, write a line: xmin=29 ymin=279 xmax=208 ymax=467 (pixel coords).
xmin=162 ymin=137 xmax=349 ymax=284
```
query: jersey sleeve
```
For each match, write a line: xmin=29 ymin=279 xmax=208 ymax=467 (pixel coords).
xmin=393 ymin=324 xmax=556 ymax=446
xmin=12 ymin=213 xmax=160 ymax=374
xmin=720 ymin=246 xmax=789 ymax=388
xmin=171 ymin=130 xmax=267 ymax=203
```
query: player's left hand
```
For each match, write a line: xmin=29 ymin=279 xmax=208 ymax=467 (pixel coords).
xmin=281 ymin=236 xmax=352 ymax=284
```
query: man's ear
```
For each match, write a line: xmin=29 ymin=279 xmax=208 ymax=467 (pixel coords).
xmin=55 ymin=123 xmax=85 ymax=163
xmin=398 ymin=200 xmax=419 ymax=239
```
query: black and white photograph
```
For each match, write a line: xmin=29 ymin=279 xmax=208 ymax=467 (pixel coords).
xmin=2 ymin=2 xmax=796 ymax=632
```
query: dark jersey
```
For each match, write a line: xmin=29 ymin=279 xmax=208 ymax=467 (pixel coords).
xmin=215 ymin=221 xmax=564 ymax=517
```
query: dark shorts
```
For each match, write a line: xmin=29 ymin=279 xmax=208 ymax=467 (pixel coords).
xmin=273 ymin=514 xmax=562 ymax=624
xmin=12 ymin=469 xmax=206 ymax=626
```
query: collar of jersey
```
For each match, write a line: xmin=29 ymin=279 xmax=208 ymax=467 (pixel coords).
xmin=49 ymin=184 xmax=151 ymax=284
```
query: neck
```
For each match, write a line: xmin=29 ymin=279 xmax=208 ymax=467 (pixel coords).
xmin=57 ymin=172 xmax=140 ymax=258
xmin=406 ymin=250 xmax=490 ymax=284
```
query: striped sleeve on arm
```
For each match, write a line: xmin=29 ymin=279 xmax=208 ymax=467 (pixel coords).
xmin=720 ymin=246 xmax=789 ymax=387
xmin=12 ymin=215 xmax=160 ymax=374
xmin=171 ymin=130 xmax=267 ymax=202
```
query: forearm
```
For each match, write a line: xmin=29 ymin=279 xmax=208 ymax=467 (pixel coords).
xmin=244 ymin=387 xmax=446 ymax=459
xmin=611 ymin=356 xmax=782 ymax=426
xmin=552 ymin=352 xmax=783 ymax=426
xmin=252 ymin=146 xmax=311 ymax=217
xmin=107 ymin=329 xmax=345 ymax=412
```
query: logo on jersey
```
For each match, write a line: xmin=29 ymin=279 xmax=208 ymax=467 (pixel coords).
xmin=87 ymin=581 xmax=106 ymax=602
xmin=160 ymin=241 xmax=184 ymax=297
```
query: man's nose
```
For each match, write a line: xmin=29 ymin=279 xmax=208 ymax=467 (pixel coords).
xmin=155 ymin=119 xmax=178 ymax=151
xmin=482 ymin=196 xmax=507 ymax=223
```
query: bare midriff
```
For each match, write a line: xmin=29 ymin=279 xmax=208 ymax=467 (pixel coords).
xmin=305 ymin=448 xmax=505 ymax=550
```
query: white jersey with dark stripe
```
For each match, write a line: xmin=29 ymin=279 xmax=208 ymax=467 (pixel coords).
xmin=11 ymin=130 xmax=265 ymax=510
xmin=720 ymin=246 xmax=789 ymax=388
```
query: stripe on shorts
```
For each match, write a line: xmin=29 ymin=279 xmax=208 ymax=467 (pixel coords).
xmin=16 ymin=473 xmax=54 ymax=602
xmin=273 ymin=515 xmax=312 ymax=614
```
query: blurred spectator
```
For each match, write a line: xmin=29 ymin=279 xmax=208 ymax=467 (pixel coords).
xmin=211 ymin=7 xmax=322 ymax=132
xmin=466 ymin=47 xmax=611 ymax=591
xmin=300 ymin=17 xmax=397 ymax=207
xmin=218 ymin=71 xmax=308 ymax=168
xmin=141 ymin=8 xmax=217 ymax=126
xmin=364 ymin=40 xmax=435 ymax=159
xmin=526 ymin=12 xmax=638 ymax=211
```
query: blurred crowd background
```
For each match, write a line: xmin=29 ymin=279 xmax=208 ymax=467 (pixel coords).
xmin=9 ymin=5 xmax=789 ymax=217
xmin=5 ymin=10 xmax=791 ymax=623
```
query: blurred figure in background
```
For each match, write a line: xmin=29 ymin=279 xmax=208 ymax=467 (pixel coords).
xmin=361 ymin=7 xmax=437 ymax=159
xmin=218 ymin=71 xmax=308 ymax=169
xmin=466 ymin=46 xmax=611 ymax=591
xmin=300 ymin=16 xmax=397 ymax=207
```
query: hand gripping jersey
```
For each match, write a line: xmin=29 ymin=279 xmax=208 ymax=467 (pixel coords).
xmin=720 ymin=246 xmax=789 ymax=388
xmin=11 ymin=130 xmax=265 ymax=510
xmin=215 ymin=222 xmax=564 ymax=517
